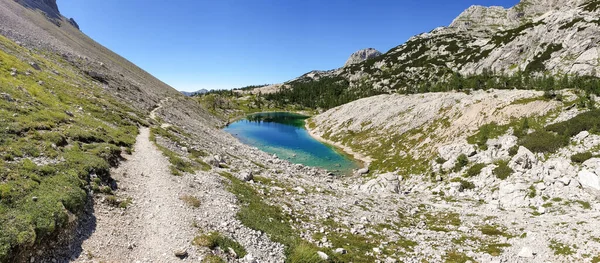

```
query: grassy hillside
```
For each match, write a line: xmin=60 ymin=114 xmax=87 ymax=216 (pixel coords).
xmin=0 ymin=35 xmax=146 ymax=261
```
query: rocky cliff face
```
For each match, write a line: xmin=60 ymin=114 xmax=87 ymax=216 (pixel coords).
xmin=287 ymin=0 xmax=600 ymax=94
xmin=16 ymin=0 xmax=60 ymax=18
xmin=344 ymin=48 xmax=382 ymax=67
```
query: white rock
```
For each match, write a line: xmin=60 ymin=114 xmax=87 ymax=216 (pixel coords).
xmin=317 ymin=251 xmax=329 ymax=260
xmin=293 ymin=187 xmax=306 ymax=194
xmin=239 ymin=171 xmax=253 ymax=182
xmin=242 ymin=254 xmax=257 ymax=263
xmin=578 ymin=170 xmax=600 ymax=193
xmin=334 ymin=248 xmax=347 ymax=254
xmin=356 ymin=173 xmax=400 ymax=194
xmin=509 ymin=146 xmax=537 ymax=172
xmin=558 ymin=176 xmax=571 ymax=186
xmin=355 ymin=167 xmax=369 ymax=176
xmin=574 ymin=131 xmax=590 ymax=141
xmin=498 ymin=182 xmax=528 ymax=207
xmin=517 ymin=247 xmax=535 ymax=258
xmin=538 ymin=206 xmax=546 ymax=214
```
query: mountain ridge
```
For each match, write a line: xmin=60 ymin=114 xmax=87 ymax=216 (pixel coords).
xmin=257 ymin=0 xmax=600 ymax=108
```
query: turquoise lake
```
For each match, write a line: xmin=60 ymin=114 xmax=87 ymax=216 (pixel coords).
xmin=224 ymin=112 xmax=360 ymax=173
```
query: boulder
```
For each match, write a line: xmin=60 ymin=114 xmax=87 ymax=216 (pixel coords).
xmin=583 ymin=158 xmax=600 ymax=175
xmin=578 ymin=170 xmax=600 ymax=193
xmin=344 ymin=48 xmax=382 ymax=67
xmin=574 ymin=131 xmax=590 ymax=141
xmin=334 ymin=248 xmax=347 ymax=254
xmin=239 ymin=171 xmax=253 ymax=182
xmin=517 ymin=247 xmax=534 ymax=258
xmin=29 ymin=62 xmax=40 ymax=70
xmin=509 ymin=146 xmax=537 ymax=172
xmin=356 ymin=173 xmax=400 ymax=194
xmin=355 ymin=167 xmax=369 ymax=176
xmin=242 ymin=254 xmax=257 ymax=263
xmin=1 ymin=93 xmax=14 ymax=102
xmin=317 ymin=251 xmax=329 ymax=260
xmin=173 ymin=249 xmax=188 ymax=258
xmin=438 ymin=143 xmax=476 ymax=161
xmin=498 ymin=182 xmax=528 ymax=207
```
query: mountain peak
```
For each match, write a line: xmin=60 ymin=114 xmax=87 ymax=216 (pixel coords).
xmin=16 ymin=0 xmax=60 ymax=18
xmin=344 ymin=48 xmax=382 ymax=67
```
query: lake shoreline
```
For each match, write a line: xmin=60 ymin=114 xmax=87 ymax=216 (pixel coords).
xmin=304 ymin=122 xmax=372 ymax=170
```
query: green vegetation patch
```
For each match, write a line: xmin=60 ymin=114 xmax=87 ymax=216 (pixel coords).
xmin=560 ymin=17 xmax=585 ymax=30
xmin=491 ymin=21 xmax=545 ymax=47
xmin=264 ymin=76 xmax=385 ymax=110
xmin=549 ymin=239 xmax=576 ymax=255
xmin=582 ymin=0 xmax=600 ymax=12
xmin=0 ymin=35 xmax=144 ymax=261
xmin=150 ymin=127 xmax=211 ymax=175
xmin=454 ymin=154 xmax=469 ymax=172
xmin=571 ymin=152 xmax=593 ymax=163
xmin=444 ymin=250 xmax=475 ymax=263
xmin=218 ymin=172 xmax=326 ymax=262
xmin=519 ymin=130 xmax=568 ymax=153
xmin=479 ymin=243 xmax=511 ymax=256
xmin=479 ymin=225 xmax=513 ymax=238
xmin=465 ymin=163 xmax=486 ymax=177
xmin=524 ymin=43 xmax=563 ymax=73
xmin=193 ymin=231 xmax=247 ymax=258
xmin=467 ymin=122 xmax=511 ymax=150
xmin=493 ymin=161 xmax=513 ymax=180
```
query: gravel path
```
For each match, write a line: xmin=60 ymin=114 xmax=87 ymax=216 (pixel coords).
xmin=73 ymin=127 xmax=201 ymax=262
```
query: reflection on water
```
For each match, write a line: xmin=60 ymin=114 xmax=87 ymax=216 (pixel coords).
xmin=224 ymin=112 xmax=359 ymax=173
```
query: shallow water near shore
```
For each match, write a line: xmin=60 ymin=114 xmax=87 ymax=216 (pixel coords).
xmin=224 ymin=112 xmax=360 ymax=173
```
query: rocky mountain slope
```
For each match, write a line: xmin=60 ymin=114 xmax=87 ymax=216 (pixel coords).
xmin=257 ymin=0 xmax=600 ymax=103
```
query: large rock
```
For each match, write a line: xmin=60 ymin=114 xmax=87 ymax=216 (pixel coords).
xmin=355 ymin=173 xmax=400 ymax=194
xmin=509 ymin=146 xmax=537 ymax=172
xmin=438 ymin=143 xmax=476 ymax=161
xmin=498 ymin=182 xmax=529 ymax=207
xmin=578 ymin=170 xmax=600 ymax=194
xmin=344 ymin=48 xmax=382 ymax=67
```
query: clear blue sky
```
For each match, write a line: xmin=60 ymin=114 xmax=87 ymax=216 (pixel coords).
xmin=57 ymin=0 xmax=520 ymax=91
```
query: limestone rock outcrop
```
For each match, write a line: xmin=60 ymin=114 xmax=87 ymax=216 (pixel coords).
xmin=344 ymin=48 xmax=382 ymax=67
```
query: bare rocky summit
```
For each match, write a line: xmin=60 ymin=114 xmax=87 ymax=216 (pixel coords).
xmin=344 ymin=48 xmax=382 ymax=67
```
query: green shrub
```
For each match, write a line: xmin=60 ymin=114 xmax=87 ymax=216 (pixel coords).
xmin=519 ymin=130 xmax=568 ymax=153
xmin=454 ymin=154 xmax=469 ymax=172
xmin=459 ymin=180 xmax=476 ymax=191
xmin=493 ymin=161 xmax=513 ymax=180
xmin=508 ymin=145 xmax=519 ymax=157
xmin=480 ymin=225 xmax=511 ymax=237
xmin=467 ymin=122 xmax=508 ymax=149
xmin=571 ymin=152 xmax=593 ymax=163
xmin=465 ymin=163 xmax=486 ymax=177
xmin=547 ymin=110 xmax=600 ymax=137
xmin=528 ymin=185 xmax=537 ymax=198
xmin=575 ymin=200 xmax=592 ymax=210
